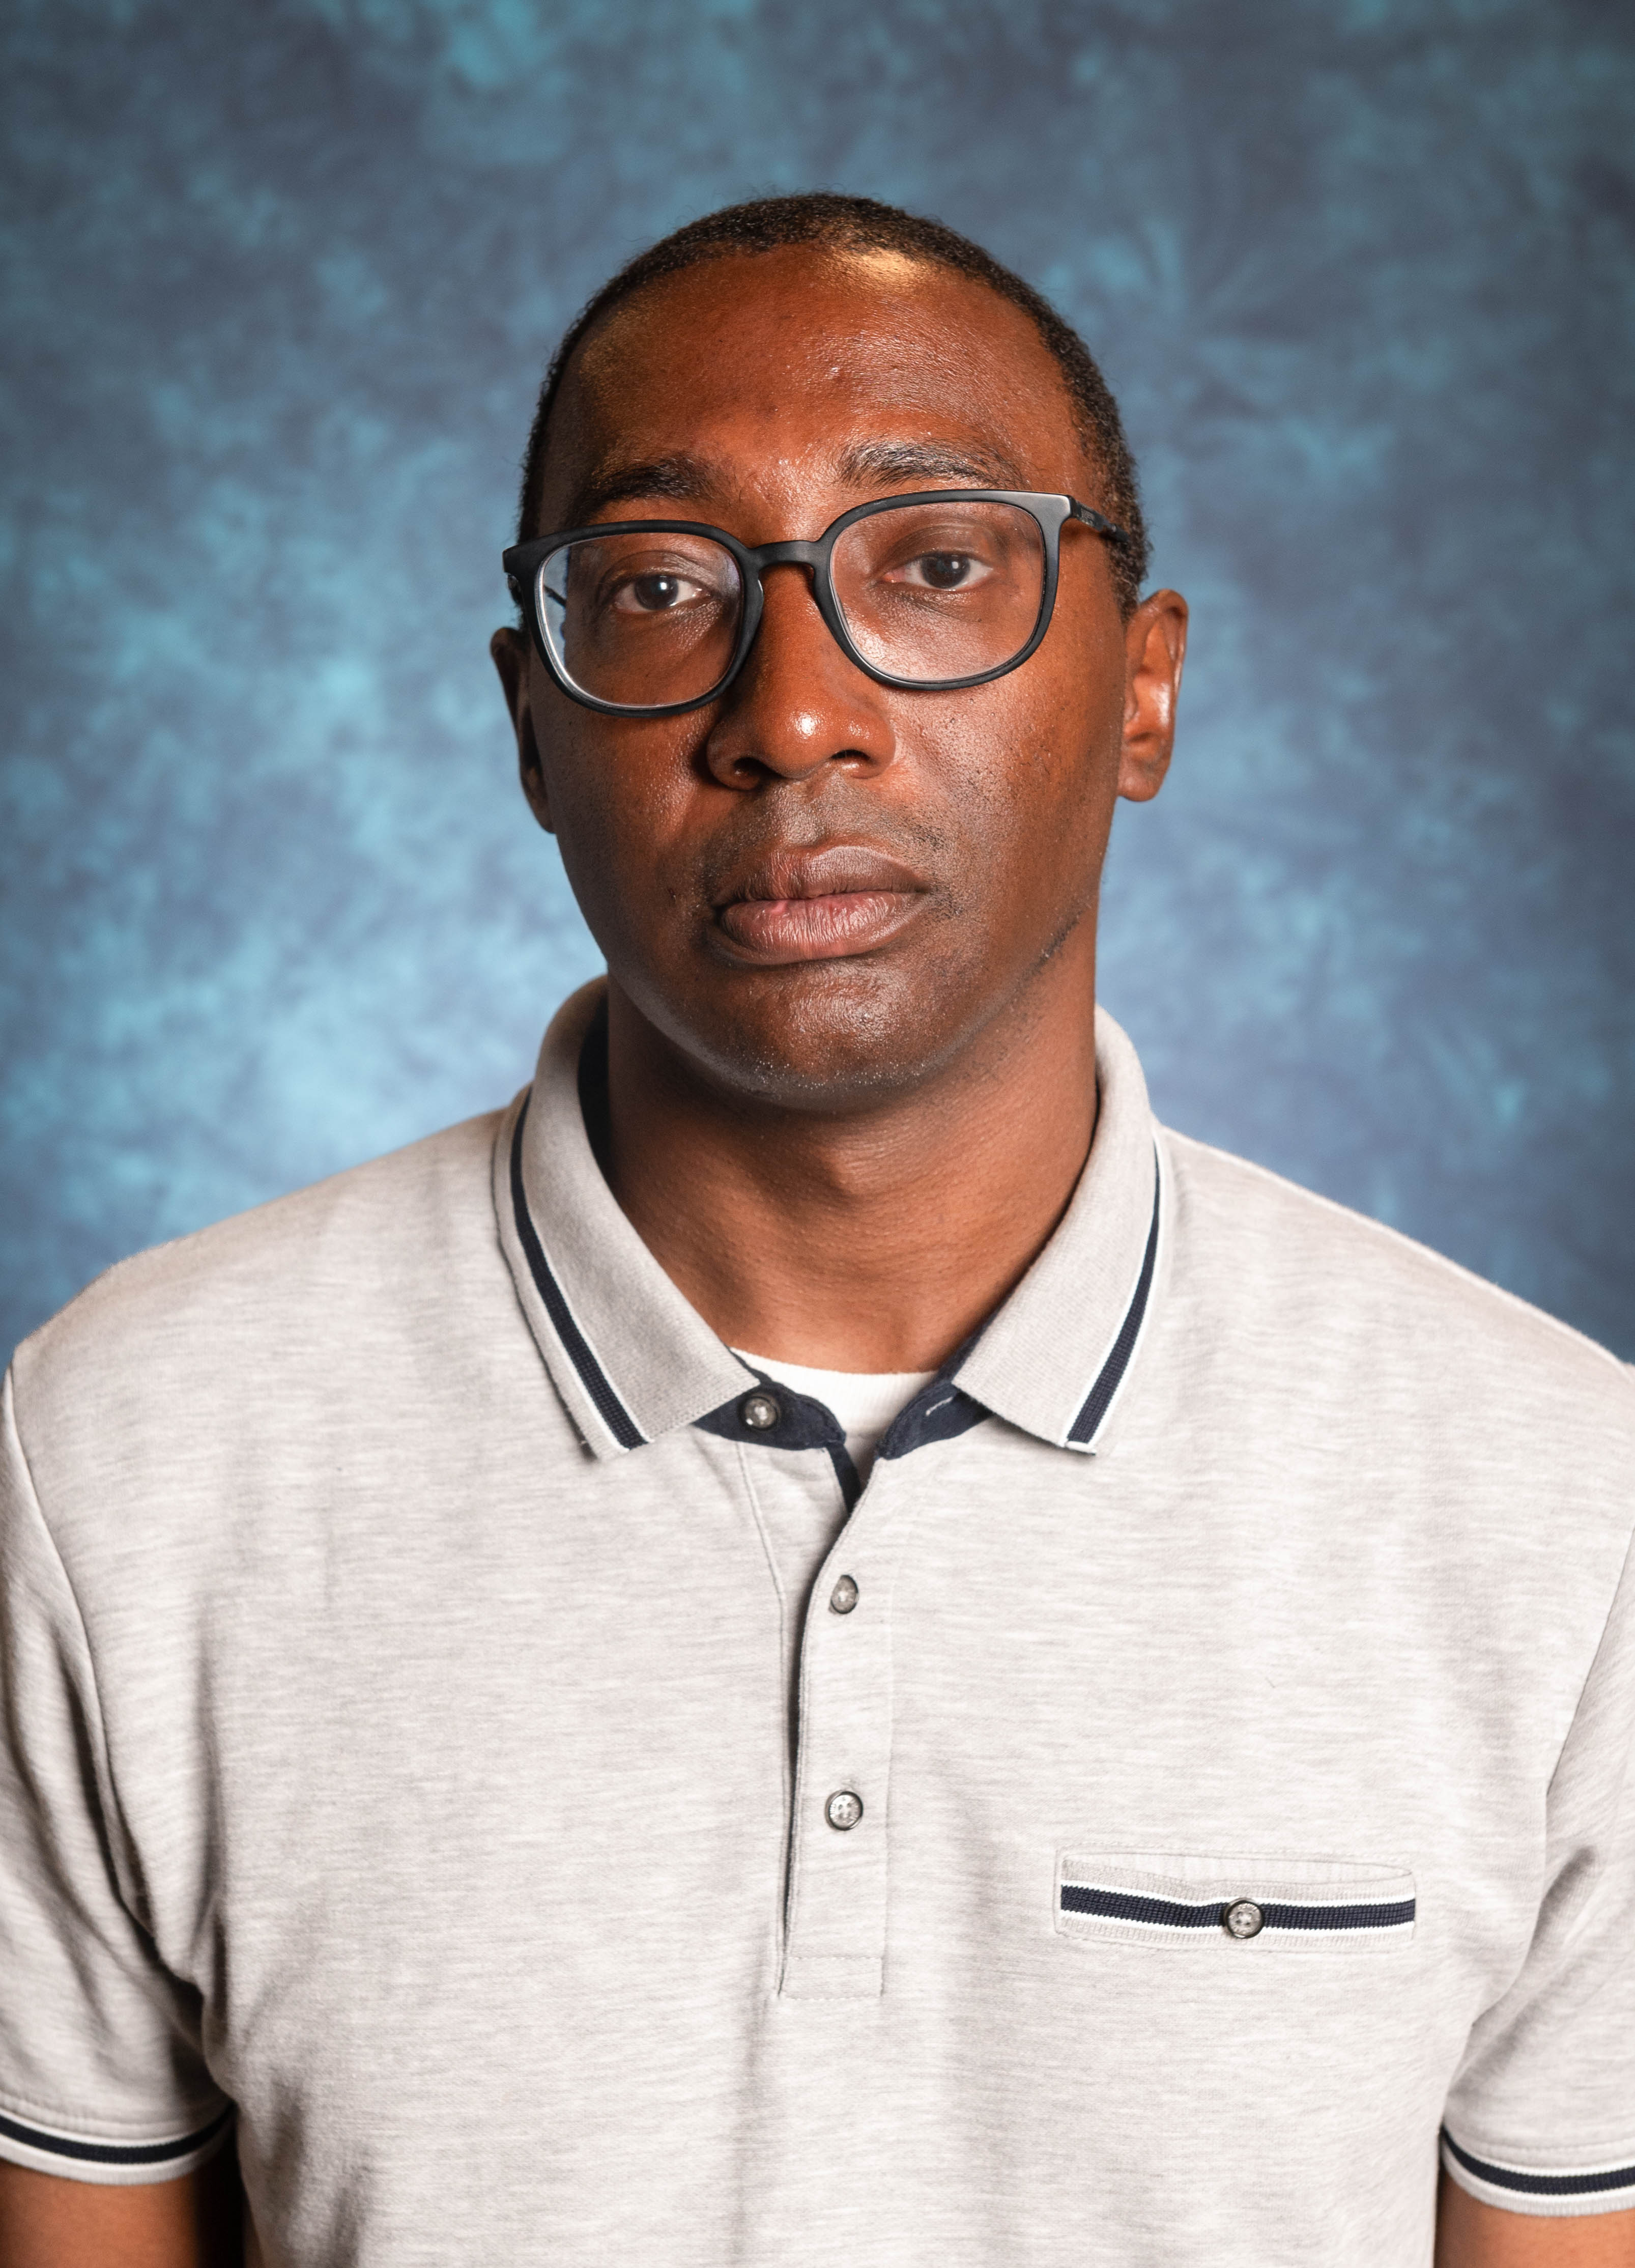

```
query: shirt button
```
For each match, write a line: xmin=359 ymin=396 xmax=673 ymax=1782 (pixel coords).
xmin=1223 ymin=1899 xmax=1265 ymax=1940
xmin=740 ymin=1391 xmax=781 ymax=1431
xmin=828 ymin=1575 xmax=859 ymax=1614
xmin=824 ymin=1789 xmax=864 ymax=1831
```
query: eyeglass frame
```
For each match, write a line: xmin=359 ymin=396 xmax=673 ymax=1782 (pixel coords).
xmin=502 ymin=488 xmax=1130 ymax=719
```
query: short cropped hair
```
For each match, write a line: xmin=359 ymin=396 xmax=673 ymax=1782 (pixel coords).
xmin=516 ymin=192 xmax=1149 ymax=614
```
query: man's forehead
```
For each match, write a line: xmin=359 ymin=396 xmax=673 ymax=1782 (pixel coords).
xmin=543 ymin=252 xmax=1085 ymax=524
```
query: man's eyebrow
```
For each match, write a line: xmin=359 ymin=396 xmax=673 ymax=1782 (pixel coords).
xmin=836 ymin=438 xmax=1029 ymax=490
xmin=564 ymin=455 xmax=721 ymax=524
xmin=562 ymin=439 xmax=1031 ymax=529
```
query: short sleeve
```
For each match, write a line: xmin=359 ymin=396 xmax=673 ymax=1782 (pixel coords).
xmin=1441 ymin=1518 xmax=1635 ymax=2217
xmin=0 ymin=1367 xmax=232 ymax=2185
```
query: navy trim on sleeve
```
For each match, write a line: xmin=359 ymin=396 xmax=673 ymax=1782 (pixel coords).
xmin=1442 ymin=2132 xmax=1635 ymax=2200
xmin=0 ymin=2102 xmax=234 ymax=2168
xmin=510 ymin=1100 xmax=645 ymax=1451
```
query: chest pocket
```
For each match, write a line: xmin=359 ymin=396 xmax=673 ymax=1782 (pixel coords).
xmin=1055 ymin=1848 xmax=1416 ymax=1952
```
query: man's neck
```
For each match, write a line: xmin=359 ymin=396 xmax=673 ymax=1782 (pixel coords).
xmin=596 ymin=945 xmax=1101 ymax=1375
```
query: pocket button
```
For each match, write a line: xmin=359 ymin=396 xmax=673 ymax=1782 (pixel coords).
xmin=1223 ymin=1899 xmax=1265 ymax=1940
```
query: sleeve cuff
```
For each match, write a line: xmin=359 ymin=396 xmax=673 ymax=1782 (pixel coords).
xmin=0 ymin=2099 xmax=234 ymax=2188
xmin=1442 ymin=2128 xmax=1635 ymax=2219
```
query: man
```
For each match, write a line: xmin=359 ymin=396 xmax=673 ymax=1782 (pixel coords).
xmin=1 ymin=194 xmax=1630 ymax=2268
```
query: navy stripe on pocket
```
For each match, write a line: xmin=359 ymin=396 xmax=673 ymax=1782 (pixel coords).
xmin=1060 ymin=1884 xmax=1416 ymax=1933
xmin=1055 ymin=1849 xmax=1417 ymax=1950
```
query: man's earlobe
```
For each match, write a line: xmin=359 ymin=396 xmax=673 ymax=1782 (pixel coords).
xmin=1116 ymin=588 xmax=1187 ymax=805
xmin=490 ymin=627 xmax=555 ymax=834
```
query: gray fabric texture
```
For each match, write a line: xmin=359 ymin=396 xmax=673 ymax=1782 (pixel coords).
xmin=1 ymin=984 xmax=1631 ymax=2264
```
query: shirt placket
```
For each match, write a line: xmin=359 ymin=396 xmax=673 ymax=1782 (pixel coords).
xmin=779 ymin=1458 xmax=907 ymax=2001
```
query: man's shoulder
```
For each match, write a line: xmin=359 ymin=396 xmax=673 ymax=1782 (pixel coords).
xmin=1161 ymin=1124 xmax=1635 ymax=1429
xmin=12 ymin=1107 xmax=512 ymax=1412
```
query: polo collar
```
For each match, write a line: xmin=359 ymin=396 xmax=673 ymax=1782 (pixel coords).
xmin=495 ymin=980 xmax=1162 ymax=1463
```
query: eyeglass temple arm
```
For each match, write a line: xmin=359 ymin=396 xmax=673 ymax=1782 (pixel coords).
xmin=1069 ymin=499 xmax=1130 ymax=546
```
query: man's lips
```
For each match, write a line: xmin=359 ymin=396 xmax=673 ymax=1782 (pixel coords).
xmin=712 ymin=845 xmax=929 ymax=963
xmin=718 ymin=889 xmax=920 ymax=959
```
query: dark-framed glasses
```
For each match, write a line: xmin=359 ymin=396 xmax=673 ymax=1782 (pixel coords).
xmin=502 ymin=488 xmax=1128 ymax=718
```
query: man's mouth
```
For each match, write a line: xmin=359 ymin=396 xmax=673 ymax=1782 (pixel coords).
xmin=713 ymin=844 xmax=929 ymax=964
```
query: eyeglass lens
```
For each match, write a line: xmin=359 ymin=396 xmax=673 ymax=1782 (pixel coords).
xmin=537 ymin=499 xmax=1048 ymax=708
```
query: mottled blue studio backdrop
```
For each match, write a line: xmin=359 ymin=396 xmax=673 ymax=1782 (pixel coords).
xmin=3 ymin=1 xmax=1633 ymax=1360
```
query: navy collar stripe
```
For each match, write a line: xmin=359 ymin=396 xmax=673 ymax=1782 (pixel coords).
xmin=1066 ymin=1150 xmax=1161 ymax=1447
xmin=510 ymin=1100 xmax=646 ymax=1452
xmin=1442 ymin=2132 xmax=1635 ymax=2200
xmin=0 ymin=2103 xmax=234 ymax=2168
xmin=1061 ymin=1885 xmax=1416 ymax=1932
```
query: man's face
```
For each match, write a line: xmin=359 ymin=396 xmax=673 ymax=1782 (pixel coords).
xmin=495 ymin=245 xmax=1184 ymax=1110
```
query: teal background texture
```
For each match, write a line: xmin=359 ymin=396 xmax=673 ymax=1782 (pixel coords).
xmin=3 ymin=0 xmax=1633 ymax=1359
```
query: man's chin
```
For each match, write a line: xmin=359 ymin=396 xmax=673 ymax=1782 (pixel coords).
xmin=638 ymin=956 xmax=989 ymax=1116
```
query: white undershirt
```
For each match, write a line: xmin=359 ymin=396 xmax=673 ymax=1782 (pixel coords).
xmin=732 ymin=1352 xmax=935 ymax=1481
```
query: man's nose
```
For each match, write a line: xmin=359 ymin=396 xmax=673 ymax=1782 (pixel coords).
xmin=701 ymin=562 xmax=896 ymax=788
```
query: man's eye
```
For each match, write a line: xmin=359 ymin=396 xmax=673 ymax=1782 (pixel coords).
xmin=898 ymin=552 xmax=985 ymax=591
xmin=616 ymin=573 xmax=693 ymax=612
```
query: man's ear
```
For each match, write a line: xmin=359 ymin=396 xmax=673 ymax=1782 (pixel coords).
xmin=1116 ymin=588 xmax=1188 ymax=804
xmin=490 ymin=627 xmax=554 ymax=834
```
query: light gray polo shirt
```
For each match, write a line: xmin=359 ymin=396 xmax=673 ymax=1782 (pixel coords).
xmin=2 ymin=982 xmax=1631 ymax=2266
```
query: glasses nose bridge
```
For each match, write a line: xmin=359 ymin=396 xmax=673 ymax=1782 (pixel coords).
xmin=739 ymin=537 xmax=836 ymax=671
xmin=747 ymin=535 xmax=827 ymax=588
